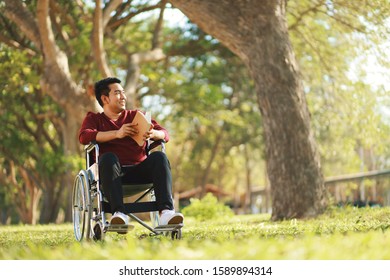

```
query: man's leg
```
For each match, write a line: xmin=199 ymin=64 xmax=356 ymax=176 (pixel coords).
xmin=122 ymin=151 xmax=174 ymax=211
xmin=98 ymin=152 xmax=125 ymax=214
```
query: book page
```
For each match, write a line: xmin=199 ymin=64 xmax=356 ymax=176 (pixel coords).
xmin=130 ymin=111 xmax=152 ymax=146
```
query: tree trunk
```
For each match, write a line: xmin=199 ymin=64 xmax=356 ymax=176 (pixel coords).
xmin=63 ymin=108 xmax=87 ymax=222
xmin=243 ymin=144 xmax=252 ymax=214
xmin=2 ymin=162 xmax=42 ymax=224
xmin=36 ymin=0 xmax=93 ymax=222
xmin=169 ymin=0 xmax=327 ymax=220
xmin=199 ymin=126 xmax=224 ymax=196
xmin=3 ymin=0 xmax=167 ymax=224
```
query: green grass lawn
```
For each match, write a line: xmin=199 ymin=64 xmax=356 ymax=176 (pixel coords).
xmin=1 ymin=206 xmax=390 ymax=260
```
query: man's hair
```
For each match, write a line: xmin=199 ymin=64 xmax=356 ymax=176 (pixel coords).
xmin=94 ymin=77 xmax=122 ymax=107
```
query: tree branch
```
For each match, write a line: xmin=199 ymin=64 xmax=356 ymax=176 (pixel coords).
xmin=288 ymin=0 xmax=325 ymax=31
xmin=49 ymin=0 xmax=79 ymax=38
xmin=21 ymin=97 xmax=59 ymax=151
xmin=123 ymin=48 xmax=166 ymax=107
xmin=107 ymin=4 xmax=161 ymax=31
xmin=49 ymin=5 xmax=70 ymax=51
xmin=131 ymin=48 xmax=166 ymax=64
xmin=103 ymin=0 xmax=123 ymax=29
xmin=3 ymin=0 xmax=42 ymax=50
xmin=152 ymin=0 xmax=167 ymax=49
xmin=36 ymin=0 xmax=71 ymax=76
xmin=294 ymin=28 xmax=332 ymax=73
xmin=321 ymin=11 xmax=366 ymax=34
xmin=91 ymin=0 xmax=112 ymax=77
xmin=0 ymin=33 xmax=36 ymax=56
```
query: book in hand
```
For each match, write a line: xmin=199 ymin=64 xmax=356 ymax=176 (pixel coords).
xmin=130 ymin=110 xmax=152 ymax=146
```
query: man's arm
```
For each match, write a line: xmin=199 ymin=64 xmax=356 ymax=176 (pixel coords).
xmin=96 ymin=123 xmax=139 ymax=143
xmin=79 ymin=113 xmax=98 ymax=145
xmin=79 ymin=112 xmax=168 ymax=145
xmin=95 ymin=130 xmax=118 ymax=143
xmin=80 ymin=112 xmax=139 ymax=144
xmin=147 ymin=119 xmax=169 ymax=142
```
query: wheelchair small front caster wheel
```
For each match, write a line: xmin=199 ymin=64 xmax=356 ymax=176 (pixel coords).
xmin=93 ymin=221 xmax=105 ymax=241
xmin=171 ymin=229 xmax=182 ymax=240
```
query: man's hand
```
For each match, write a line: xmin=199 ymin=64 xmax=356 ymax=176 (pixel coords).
xmin=116 ymin=123 xmax=139 ymax=139
xmin=97 ymin=123 xmax=164 ymax=143
xmin=143 ymin=127 xmax=164 ymax=142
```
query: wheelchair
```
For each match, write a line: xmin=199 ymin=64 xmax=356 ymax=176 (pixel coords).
xmin=72 ymin=140 xmax=183 ymax=241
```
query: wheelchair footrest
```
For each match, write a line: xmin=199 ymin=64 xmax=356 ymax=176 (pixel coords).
xmin=154 ymin=223 xmax=183 ymax=232
xmin=106 ymin=223 xmax=134 ymax=234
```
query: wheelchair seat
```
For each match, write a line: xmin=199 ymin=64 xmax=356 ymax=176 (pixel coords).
xmin=72 ymin=140 xmax=182 ymax=241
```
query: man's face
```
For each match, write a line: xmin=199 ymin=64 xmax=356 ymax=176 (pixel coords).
xmin=104 ymin=83 xmax=127 ymax=113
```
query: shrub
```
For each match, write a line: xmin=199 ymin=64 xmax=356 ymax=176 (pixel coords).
xmin=182 ymin=193 xmax=234 ymax=221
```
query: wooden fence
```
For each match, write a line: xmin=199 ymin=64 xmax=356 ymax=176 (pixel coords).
xmin=324 ymin=169 xmax=390 ymax=185
xmin=324 ymin=169 xmax=390 ymax=207
xmin=248 ymin=169 xmax=390 ymax=213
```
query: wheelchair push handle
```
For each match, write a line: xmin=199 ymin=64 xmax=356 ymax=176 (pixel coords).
xmin=85 ymin=141 xmax=99 ymax=168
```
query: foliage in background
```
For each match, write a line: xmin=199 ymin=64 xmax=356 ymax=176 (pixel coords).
xmin=286 ymin=0 xmax=390 ymax=204
xmin=288 ymin=0 xmax=390 ymax=177
xmin=0 ymin=47 xmax=73 ymax=224
xmin=182 ymin=193 xmax=234 ymax=221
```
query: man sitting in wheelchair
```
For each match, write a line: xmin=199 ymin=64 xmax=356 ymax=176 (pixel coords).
xmin=79 ymin=77 xmax=184 ymax=228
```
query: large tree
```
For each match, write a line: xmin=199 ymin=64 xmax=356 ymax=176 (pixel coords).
xmin=1 ymin=0 xmax=167 ymax=222
xmin=169 ymin=0 xmax=327 ymax=220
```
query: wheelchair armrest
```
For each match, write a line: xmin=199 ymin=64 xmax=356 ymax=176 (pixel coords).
xmin=147 ymin=139 xmax=166 ymax=154
xmin=84 ymin=139 xmax=165 ymax=168
xmin=86 ymin=140 xmax=164 ymax=152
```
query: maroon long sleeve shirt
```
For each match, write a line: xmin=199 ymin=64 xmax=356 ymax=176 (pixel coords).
xmin=79 ymin=110 xmax=169 ymax=165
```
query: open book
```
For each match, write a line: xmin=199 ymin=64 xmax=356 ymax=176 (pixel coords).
xmin=130 ymin=110 xmax=152 ymax=146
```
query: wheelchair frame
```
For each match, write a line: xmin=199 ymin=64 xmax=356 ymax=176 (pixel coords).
xmin=72 ymin=141 xmax=182 ymax=241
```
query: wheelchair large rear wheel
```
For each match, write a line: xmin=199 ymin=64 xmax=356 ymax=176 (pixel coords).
xmin=72 ymin=170 xmax=92 ymax=241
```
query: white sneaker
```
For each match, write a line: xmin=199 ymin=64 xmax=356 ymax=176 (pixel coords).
xmin=110 ymin=211 xmax=129 ymax=225
xmin=159 ymin=210 xmax=184 ymax=225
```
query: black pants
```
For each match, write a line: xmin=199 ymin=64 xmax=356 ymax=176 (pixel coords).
xmin=98 ymin=151 xmax=174 ymax=214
